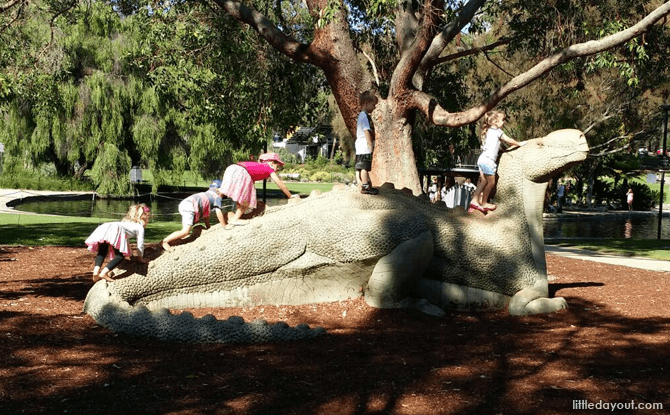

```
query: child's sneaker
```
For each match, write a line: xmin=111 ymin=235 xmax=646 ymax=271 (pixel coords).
xmin=361 ymin=184 xmax=379 ymax=195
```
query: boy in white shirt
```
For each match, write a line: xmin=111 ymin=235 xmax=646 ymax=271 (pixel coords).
xmin=355 ymin=91 xmax=379 ymax=195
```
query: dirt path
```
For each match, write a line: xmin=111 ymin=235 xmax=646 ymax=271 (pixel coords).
xmin=1 ymin=246 xmax=669 ymax=414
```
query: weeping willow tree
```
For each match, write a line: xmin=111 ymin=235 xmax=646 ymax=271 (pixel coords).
xmin=0 ymin=2 xmax=140 ymax=193
xmin=0 ymin=1 xmax=326 ymax=195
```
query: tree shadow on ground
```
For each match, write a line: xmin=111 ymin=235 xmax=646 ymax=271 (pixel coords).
xmin=548 ymin=282 xmax=605 ymax=297
xmin=1 ymin=274 xmax=669 ymax=415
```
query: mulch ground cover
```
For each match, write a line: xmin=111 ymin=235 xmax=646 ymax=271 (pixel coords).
xmin=1 ymin=245 xmax=669 ymax=414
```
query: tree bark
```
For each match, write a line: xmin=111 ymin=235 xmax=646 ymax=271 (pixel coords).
xmin=369 ymin=99 xmax=421 ymax=193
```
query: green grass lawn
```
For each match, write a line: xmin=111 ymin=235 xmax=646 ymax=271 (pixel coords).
xmin=255 ymin=181 xmax=336 ymax=194
xmin=0 ymin=213 xmax=182 ymax=246
xmin=545 ymin=238 xmax=670 ymax=261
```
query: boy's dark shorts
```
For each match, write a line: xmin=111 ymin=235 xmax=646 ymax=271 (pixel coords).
xmin=355 ymin=153 xmax=372 ymax=171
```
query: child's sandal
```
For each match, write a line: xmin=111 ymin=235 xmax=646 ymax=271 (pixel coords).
xmin=468 ymin=203 xmax=486 ymax=213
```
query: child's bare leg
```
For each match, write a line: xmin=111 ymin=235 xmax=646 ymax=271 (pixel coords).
xmin=471 ymin=173 xmax=487 ymax=208
xmin=481 ymin=175 xmax=497 ymax=209
xmin=162 ymin=225 xmax=192 ymax=251
xmin=92 ymin=265 xmax=101 ymax=281
xmin=97 ymin=268 xmax=114 ymax=282
xmin=92 ymin=245 xmax=109 ymax=281
xmin=230 ymin=204 xmax=249 ymax=224
xmin=361 ymin=169 xmax=370 ymax=185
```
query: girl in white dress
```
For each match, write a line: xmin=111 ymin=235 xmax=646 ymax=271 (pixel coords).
xmin=85 ymin=204 xmax=150 ymax=282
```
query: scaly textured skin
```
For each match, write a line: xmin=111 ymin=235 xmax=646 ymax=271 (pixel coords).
xmin=83 ymin=129 xmax=588 ymax=342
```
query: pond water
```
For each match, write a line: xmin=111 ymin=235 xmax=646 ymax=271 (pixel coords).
xmin=544 ymin=214 xmax=670 ymax=239
xmin=12 ymin=195 xmax=670 ymax=239
xmin=13 ymin=194 xmax=288 ymax=222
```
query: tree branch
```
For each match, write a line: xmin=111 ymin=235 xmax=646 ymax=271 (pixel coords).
xmin=35 ymin=1 xmax=79 ymax=68
xmin=588 ymin=135 xmax=628 ymax=150
xmin=588 ymin=143 xmax=630 ymax=157
xmin=396 ymin=0 xmax=420 ymax=55
xmin=414 ymin=1 xmax=670 ymax=127
xmin=413 ymin=0 xmax=487 ymax=89
xmin=582 ymin=114 xmax=617 ymax=135
xmin=434 ymin=38 xmax=508 ymax=65
xmin=0 ymin=5 xmax=20 ymax=34
xmin=589 ymin=131 xmax=649 ymax=150
xmin=360 ymin=48 xmax=380 ymax=86
xmin=210 ymin=0 xmax=320 ymax=65
xmin=0 ymin=0 xmax=25 ymax=34
xmin=0 ymin=0 xmax=22 ymax=14
xmin=391 ymin=0 xmax=444 ymax=96
xmin=483 ymin=49 xmax=515 ymax=78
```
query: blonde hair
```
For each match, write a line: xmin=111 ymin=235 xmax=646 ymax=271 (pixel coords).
xmin=359 ymin=90 xmax=378 ymax=107
xmin=123 ymin=203 xmax=149 ymax=223
xmin=480 ymin=111 xmax=505 ymax=141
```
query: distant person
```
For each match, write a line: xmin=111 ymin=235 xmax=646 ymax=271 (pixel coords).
xmin=220 ymin=152 xmax=298 ymax=225
xmin=469 ymin=111 xmax=524 ymax=213
xmin=428 ymin=177 xmax=439 ymax=203
xmin=355 ymin=90 xmax=379 ymax=195
xmin=626 ymin=188 xmax=634 ymax=212
xmin=463 ymin=177 xmax=476 ymax=191
xmin=440 ymin=181 xmax=449 ymax=205
xmin=557 ymin=180 xmax=566 ymax=213
xmin=85 ymin=204 xmax=150 ymax=282
xmin=161 ymin=180 xmax=227 ymax=251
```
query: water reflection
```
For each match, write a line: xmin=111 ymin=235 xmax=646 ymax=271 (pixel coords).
xmin=543 ymin=213 xmax=670 ymax=239
xmin=13 ymin=194 xmax=288 ymax=222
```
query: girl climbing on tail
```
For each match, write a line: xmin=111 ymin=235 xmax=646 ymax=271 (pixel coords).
xmin=85 ymin=204 xmax=150 ymax=282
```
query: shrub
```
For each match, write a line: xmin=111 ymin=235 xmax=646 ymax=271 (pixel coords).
xmin=0 ymin=168 xmax=95 ymax=192
xmin=295 ymin=168 xmax=310 ymax=177
xmin=309 ymin=171 xmax=331 ymax=182
xmin=273 ymin=148 xmax=301 ymax=166
xmin=307 ymin=154 xmax=330 ymax=169
xmin=613 ymin=181 xmax=658 ymax=211
xmin=331 ymin=172 xmax=353 ymax=183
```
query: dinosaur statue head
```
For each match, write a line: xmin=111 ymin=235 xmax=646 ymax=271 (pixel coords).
xmin=501 ymin=129 xmax=589 ymax=184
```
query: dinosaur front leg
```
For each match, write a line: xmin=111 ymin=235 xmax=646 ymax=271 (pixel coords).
xmin=365 ymin=231 xmax=433 ymax=308
xmin=508 ymin=280 xmax=568 ymax=316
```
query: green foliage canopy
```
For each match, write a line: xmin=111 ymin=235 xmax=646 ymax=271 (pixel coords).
xmin=0 ymin=0 xmax=326 ymax=194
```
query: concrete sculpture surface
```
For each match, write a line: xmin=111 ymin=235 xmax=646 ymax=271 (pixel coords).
xmin=84 ymin=129 xmax=588 ymax=343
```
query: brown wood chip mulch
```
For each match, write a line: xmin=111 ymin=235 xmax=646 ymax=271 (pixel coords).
xmin=1 ymin=246 xmax=669 ymax=414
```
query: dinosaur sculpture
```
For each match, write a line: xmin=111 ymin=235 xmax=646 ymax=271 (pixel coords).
xmin=83 ymin=129 xmax=588 ymax=343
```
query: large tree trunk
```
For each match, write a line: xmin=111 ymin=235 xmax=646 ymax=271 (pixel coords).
xmin=370 ymin=99 xmax=422 ymax=194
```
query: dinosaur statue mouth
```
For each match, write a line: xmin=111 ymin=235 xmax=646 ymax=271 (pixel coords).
xmin=540 ymin=158 xmax=585 ymax=182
